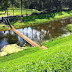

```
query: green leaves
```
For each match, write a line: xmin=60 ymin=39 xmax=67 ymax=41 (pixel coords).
xmin=66 ymin=24 xmax=72 ymax=32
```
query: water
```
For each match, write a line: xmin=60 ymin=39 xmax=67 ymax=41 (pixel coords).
xmin=0 ymin=17 xmax=72 ymax=51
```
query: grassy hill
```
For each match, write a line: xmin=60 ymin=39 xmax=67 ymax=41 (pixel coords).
xmin=0 ymin=33 xmax=72 ymax=72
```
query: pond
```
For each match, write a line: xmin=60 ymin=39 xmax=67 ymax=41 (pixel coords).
xmin=0 ymin=17 xmax=72 ymax=51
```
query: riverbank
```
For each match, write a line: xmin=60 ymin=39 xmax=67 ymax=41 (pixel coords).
xmin=0 ymin=10 xmax=72 ymax=31
xmin=0 ymin=30 xmax=72 ymax=71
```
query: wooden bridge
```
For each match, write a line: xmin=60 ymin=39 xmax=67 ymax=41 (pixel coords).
xmin=0 ymin=14 xmax=31 ymax=21
xmin=5 ymin=19 xmax=47 ymax=49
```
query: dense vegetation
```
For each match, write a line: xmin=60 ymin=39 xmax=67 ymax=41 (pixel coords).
xmin=0 ymin=32 xmax=72 ymax=71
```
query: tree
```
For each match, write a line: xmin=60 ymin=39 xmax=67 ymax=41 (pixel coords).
xmin=0 ymin=0 xmax=9 ymax=12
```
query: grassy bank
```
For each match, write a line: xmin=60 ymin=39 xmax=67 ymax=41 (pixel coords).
xmin=0 ymin=10 xmax=72 ymax=31
xmin=0 ymin=32 xmax=72 ymax=71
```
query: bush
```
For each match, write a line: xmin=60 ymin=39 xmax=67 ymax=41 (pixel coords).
xmin=66 ymin=24 xmax=72 ymax=32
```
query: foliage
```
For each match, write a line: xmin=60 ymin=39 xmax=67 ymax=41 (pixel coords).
xmin=66 ymin=24 xmax=72 ymax=32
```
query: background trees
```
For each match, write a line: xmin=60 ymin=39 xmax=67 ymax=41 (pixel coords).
xmin=0 ymin=0 xmax=72 ymax=12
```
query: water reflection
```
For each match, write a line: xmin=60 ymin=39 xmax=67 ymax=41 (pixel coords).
xmin=0 ymin=17 xmax=72 ymax=50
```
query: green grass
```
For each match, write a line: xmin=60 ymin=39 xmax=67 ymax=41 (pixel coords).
xmin=0 ymin=33 xmax=72 ymax=71
xmin=66 ymin=24 xmax=72 ymax=32
xmin=0 ymin=9 xmax=40 ymax=17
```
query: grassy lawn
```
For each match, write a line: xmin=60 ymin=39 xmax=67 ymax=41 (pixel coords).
xmin=0 ymin=9 xmax=40 ymax=17
xmin=0 ymin=10 xmax=72 ymax=31
xmin=0 ymin=32 xmax=72 ymax=71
